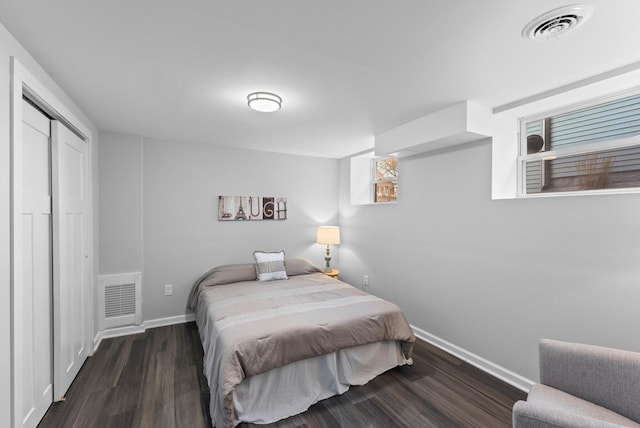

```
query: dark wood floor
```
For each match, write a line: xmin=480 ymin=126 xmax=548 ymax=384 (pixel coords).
xmin=39 ymin=322 xmax=525 ymax=428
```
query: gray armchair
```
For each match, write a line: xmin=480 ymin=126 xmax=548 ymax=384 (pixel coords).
xmin=513 ymin=339 xmax=640 ymax=428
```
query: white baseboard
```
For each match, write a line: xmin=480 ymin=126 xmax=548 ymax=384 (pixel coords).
xmin=144 ymin=313 xmax=195 ymax=329
xmin=93 ymin=313 xmax=196 ymax=352
xmin=93 ymin=324 xmax=145 ymax=352
xmin=411 ymin=324 xmax=534 ymax=393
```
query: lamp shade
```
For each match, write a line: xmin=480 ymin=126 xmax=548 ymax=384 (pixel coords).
xmin=316 ymin=226 xmax=340 ymax=245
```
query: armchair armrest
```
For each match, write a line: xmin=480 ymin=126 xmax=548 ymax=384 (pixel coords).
xmin=513 ymin=400 xmax=637 ymax=428
xmin=539 ymin=339 xmax=640 ymax=423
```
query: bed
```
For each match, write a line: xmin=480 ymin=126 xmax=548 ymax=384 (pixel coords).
xmin=187 ymin=256 xmax=415 ymax=427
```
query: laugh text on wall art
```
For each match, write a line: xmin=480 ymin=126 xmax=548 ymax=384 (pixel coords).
xmin=218 ymin=196 xmax=287 ymax=221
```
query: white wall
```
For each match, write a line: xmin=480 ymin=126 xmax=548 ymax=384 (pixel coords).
xmin=99 ymin=132 xmax=143 ymax=274
xmin=0 ymin=22 xmax=99 ymax=427
xmin=99 ymin=134 xmax=339 ymax=322
xmin=338 ymin=140 xmax=640 ymax=383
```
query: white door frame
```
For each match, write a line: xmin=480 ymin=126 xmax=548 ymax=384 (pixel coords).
xmin=10 ymin=57 xmax=95 ymax=427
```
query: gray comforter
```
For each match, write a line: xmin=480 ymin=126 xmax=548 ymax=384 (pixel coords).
xmin=192 ymin=272 xmax=415 ymax=427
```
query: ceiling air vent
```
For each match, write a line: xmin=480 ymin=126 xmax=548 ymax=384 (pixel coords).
xmin=522 ymin=4 xmax=593 ymax=41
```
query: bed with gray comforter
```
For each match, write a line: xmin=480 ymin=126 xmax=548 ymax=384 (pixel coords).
xmin=187 ymin=259 xmax=415 ymax=427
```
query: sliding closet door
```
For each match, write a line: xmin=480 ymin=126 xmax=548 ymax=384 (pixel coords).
xmin=19 ymin=101 xmax=53 ymax=428
xmin=52 ymin=121 xmax=89 ymax=400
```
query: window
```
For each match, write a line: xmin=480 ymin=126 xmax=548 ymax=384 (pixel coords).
xmin=519 ymin=90 xmax=640 ymax=195
xmin=373 ymin=157 xmax=398 ymax=202
xmin=349 ymin=152 xmax=398 ymax=205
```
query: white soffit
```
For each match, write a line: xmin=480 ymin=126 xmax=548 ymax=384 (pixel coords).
xmin=494 ymin=67 xmax=640 ymax=121
xmin=375 ymin=101 xmax=493 ymax=157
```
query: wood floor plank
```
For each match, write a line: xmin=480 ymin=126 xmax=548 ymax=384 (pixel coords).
xmin=395 ymin=348 xmax=516 ymax=425
xmin=373 ymin=371 xmax=462 ymax=427
xmin=39 ymin=322 xmax=526 ymax=428
xmin=413 ymin=340 xmax=525 ymax=409
xmin=408 ymin=372 xmax=510 ymax=427
xmin=357 ymin=394 xmax=442 ymax=428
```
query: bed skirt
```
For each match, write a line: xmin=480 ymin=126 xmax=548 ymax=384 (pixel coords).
xmin=231 ymin=340 xmax=410 ymax=425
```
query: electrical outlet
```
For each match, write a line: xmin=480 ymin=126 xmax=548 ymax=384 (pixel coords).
xmin=362 ymin=275 xmax=369 ymax=287
xmin=164 ymin=284 xmax=173 ymax=296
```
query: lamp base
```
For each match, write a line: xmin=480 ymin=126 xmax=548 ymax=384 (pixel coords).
xmin=324 ymin=245 xmax=332 ymax=272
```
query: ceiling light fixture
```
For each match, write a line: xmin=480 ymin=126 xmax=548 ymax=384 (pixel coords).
xmin=247 ymin=92 xmax=282 ymax=112
xmin=522 ymin=4 xmax=594 ymax=41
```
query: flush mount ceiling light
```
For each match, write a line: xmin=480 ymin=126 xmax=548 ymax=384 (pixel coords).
xmin=522 ymin=4 xmax=594 ymax=41
xmin=247 ymin=92 xmax=282 ymax=112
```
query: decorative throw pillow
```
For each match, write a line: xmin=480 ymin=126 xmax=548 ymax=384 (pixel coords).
xmin=253 ymin=250 xmax=288 ymax=282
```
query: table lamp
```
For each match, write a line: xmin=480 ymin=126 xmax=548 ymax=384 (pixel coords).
xmin=316 ymin=226 xmax=340 ymax=272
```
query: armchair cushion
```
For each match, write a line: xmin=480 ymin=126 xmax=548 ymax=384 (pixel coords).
xmin=513 ymin=384 xmax=640 ymax=428
xmin=513 ymin=339 xmax=640 ymax=428
xmin=539 ymin=339 xmax=640 ymax=423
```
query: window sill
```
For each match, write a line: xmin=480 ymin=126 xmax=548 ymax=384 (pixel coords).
xmin=353 ymin=201 xmax=398 ymax=206
xmin=517 ymin=187 xmax=640 ymax=199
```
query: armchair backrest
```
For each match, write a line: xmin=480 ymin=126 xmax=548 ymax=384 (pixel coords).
xmin=539 ymin=339 xmax=640 ymax=423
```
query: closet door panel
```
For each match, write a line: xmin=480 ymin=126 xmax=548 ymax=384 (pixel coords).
xmin=52 ymin=121 xmax=88 ymax=400
xmin=19 ymin=101 xmax=53 ymax=428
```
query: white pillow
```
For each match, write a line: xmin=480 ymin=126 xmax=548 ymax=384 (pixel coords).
xmin=253 ymin=250 xmax=288 ymax=282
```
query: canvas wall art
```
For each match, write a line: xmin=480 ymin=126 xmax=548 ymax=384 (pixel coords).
xmin=218 ymin=196 xmax=287 ymax=221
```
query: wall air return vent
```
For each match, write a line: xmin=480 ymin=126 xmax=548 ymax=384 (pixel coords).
xmin=98 ymin=272 xmax=142 ymax=330
xmin=105 ymin=283 xmax=136 ymax=317
xmin=522 ymin=4 xmax=593 ymax=41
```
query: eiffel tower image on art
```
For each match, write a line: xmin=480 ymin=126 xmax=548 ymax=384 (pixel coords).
xmin=234 ymin=197 xmax=248 ymax=220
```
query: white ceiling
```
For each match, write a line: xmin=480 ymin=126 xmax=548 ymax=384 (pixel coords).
xmin=1 ymin=0 xmax=639 ymax=158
